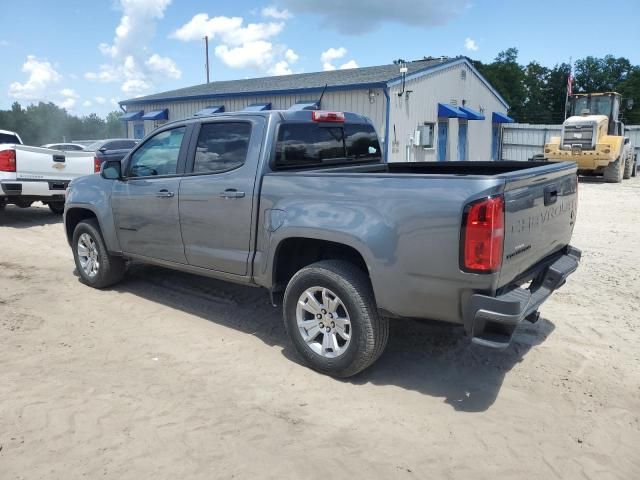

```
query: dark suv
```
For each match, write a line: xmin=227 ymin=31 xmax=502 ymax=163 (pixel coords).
xmin=87 ymin=138 xmax=138 ymax=166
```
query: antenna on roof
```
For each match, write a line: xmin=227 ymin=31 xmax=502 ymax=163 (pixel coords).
xmin=316 ymin=83 xmax=328 ymax=109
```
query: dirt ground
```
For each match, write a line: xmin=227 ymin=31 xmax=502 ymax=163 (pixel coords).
xmin=1 ymin=177 xmax=639 ymax=480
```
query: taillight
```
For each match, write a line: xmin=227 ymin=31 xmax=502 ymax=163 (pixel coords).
xmin=0 ymin=149 xmax=16 ymax=172
xmin=461 ymin=196 xmax=504 ymax=273
xmin=94 ymin=157 xmax=101 ymax=173
xmin=312 ymin=111 xmax=345 ymax=123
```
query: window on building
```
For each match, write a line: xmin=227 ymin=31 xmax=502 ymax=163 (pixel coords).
xmin=193 ymin=122 xmax=252 ymax=174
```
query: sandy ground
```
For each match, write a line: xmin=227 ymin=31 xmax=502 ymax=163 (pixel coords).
xmin=0 ymin=177 xmax=639 ymax=480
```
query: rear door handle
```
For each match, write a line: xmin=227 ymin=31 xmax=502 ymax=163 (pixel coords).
xmin=220 ymin=188 xmax=245 ymax=199
xmin=156 ymin=189 xmax=175 ymax=198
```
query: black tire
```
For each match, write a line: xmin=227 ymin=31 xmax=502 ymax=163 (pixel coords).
xmin=72 ymin=219 xmax=126 ymax=288
xmin=623 ymin=151 xmax=633 ymax=180
xmin=603 ymin=156 xmax=624 ymax=183
xmin=283 ymin=260 xmax=389 ymax=378
xmin=48 ymin=201 xmax=65 ymax=215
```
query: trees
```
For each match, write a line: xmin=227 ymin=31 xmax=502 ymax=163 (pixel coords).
xmin=0 ymin=103 xmax=124 ymax=145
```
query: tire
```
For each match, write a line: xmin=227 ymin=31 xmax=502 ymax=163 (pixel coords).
xmin=633 ymin=157 xmax=638 ymax=178
xmin=603 ymin=156 xmax=624 ymax=183
xmin=623 ymin=150 xmax=634 ymax=180
xmin=72 ymin=219 xmax=126 ymax=289
xmin=48 ymin=201 xmax=65 ymax=215
xmin=283 ymin=260 xmax=389 ymax=378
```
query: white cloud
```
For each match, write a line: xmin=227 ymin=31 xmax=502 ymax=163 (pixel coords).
xmin=262 ymin=6 xmax=292 ymax=19
xmin=172 ymin=12 xmax=296 ymax=75
xmin=269 ymin=60 xmax=293 ymax=76
xmin=214 ymin=41 xmax=274 ymax=69
xmin=284 ymin=48 xmax=299 ymax=63
xmin=8 ymin=56 xmax=62 ymax=100
xmin=340 ymin=60 xmax=358 ymax=69
xmin=110 ymin=98 xmax=119 ymax=107
xmin=282 ymin=0 xmax=468 ymax=33
xmin=85 ymin=0 xmax=180 ymax=96
xmin=83 ymin=100 xmax=93 ymax=107
xmin=464 ymin=37 xmax=478 ymax=52
xmin=95 ymin=96 xmax=107 ymax=104
xmin=320 ymin=47 xmax=346 ymax=63
xmin=321 ymin=47 xmax=357 ymax=71
xmin=57 ymin=88 xmax=79 ymax=110
xmin=145 ymin=54 xmax=181 ymax=79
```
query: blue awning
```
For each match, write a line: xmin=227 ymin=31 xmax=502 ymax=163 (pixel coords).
xmin=288 ymin=101 xmax=320 ymax=111
xmin=141 ymin=109 xmax=168 ymax=121
xmin=459 ymin=106 xmax=485 ymax=120
xmin=438 ymin=103 xmax=467 ymax=119
xmin=194 ymin=105 xmax=225 ymax=116
xmin=492 ymin=112 xmax=515 ymax=123
xmin=121 ymin=110 xmax=144 ymax=121
xmin=243 ymin=103 xmax=271 ymax=112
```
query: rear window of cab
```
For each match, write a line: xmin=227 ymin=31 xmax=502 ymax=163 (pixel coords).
xmin=274 ymin=123 xmax=381 ymax=169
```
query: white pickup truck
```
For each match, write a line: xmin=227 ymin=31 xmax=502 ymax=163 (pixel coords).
xmin=0 ymin=129 xmax=96 ymax=214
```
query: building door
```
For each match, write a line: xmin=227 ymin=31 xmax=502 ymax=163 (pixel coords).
xmin=458 ymin=121 xmax=468 ymax=161
xmin=133 ymin=122 xmax=145 ymax=139
xmin=437 ymin=121 xmax=448 ymax=161
xmin=492 ymin=125 xmax=500 ymax=161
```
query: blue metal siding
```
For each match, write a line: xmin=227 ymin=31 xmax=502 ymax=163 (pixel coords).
xmin=437 ymin=121 xmax=448 ymax=161
xmin=458 ymin=122 xmax=468 ymax=161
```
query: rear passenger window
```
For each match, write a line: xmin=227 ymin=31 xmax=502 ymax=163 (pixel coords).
xmin=193 ymin=122 xmax=251 ymax=174
xmin=274 ymin=123 xmax=381 ymax=169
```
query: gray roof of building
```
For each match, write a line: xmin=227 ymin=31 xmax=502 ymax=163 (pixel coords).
xmin=121 ymin=57 xmax=463 ymax=106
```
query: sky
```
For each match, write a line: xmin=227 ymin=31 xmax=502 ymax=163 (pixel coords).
xmin=1 ymin=0 xmax=639 ymax=117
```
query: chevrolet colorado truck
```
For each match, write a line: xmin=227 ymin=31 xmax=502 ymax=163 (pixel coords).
xmin=64 ymin=110 xmax=581 ymax=377
xmin=1 ymin=132 xmax=96 ymax=214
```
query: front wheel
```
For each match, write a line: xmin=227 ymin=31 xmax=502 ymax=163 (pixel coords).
xmin=623 ymin=151 xmax=634 ymax=179
xmin=283 ymin=260 xmax=389 ymax=378
xmin=48 ymin=201 xmax=65 ymax=215
xmin=72 ymin=219 xmax=126 ymax=288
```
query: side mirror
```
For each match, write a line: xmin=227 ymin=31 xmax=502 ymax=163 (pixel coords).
xmin=98 ymin=147 xmax=108 ymax=153
xmin=101 ymin=160 xmax=122 ymax=180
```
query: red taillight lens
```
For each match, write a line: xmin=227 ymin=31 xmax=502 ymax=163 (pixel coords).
xmin=94 ymin=157 xmax=101 ymax=173
xmin=0 ymin=149 xmax=16 ymax=172
xmin=462 ymin=196 xmax=504 ymax=273
xmin=312 ymin=111 xmax=345 ymax=123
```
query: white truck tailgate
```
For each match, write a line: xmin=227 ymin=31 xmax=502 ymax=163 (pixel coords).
xmin=15 ymin=145 xmax=94 ymax=181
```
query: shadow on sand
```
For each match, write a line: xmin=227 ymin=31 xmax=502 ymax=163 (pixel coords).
xmin=0 ymin=204 xmax=62 ymax=228
xmin=103 ymin=263 xmax=555 ymax=412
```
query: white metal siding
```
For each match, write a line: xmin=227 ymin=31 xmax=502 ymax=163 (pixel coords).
xmin=124 ymin=88 xmax=387 ymax=141
xmin=500 ymin=124 xmax=562 ymax=161
xmin=387 ymin=63 xmax=507 ymax=162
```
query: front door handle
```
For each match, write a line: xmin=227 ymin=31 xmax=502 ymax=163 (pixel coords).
xmin=220 ymin=188 xmax=245 ymax=199
xmin=156 ymin=189 xmax=175 ymax=198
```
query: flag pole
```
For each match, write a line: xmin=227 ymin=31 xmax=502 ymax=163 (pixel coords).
xmin=564 ymin=57 xmax=572 ymax=121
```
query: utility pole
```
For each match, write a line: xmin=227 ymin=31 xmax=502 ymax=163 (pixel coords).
xmin=204 ymin=35 xmax=210 ymax=83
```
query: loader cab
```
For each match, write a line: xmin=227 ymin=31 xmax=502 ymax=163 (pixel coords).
xmin=568 ymin=92 xmax=623 ymax=135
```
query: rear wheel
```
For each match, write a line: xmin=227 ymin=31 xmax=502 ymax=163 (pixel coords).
xmin=603 ymin=156 xmax=624 ymax=183
xmin=72 ymin=219 xmax=126 ymax=288
xmin=623 ymin=150 xmax=634 ymax=179
xmin=48 ymin=201 xmax=65 ymax=215
xmin=283 ymin=260 xmax=389 ymax=378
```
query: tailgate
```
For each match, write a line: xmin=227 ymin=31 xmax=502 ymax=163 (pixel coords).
xmin=15 ymin=146 xmax=94 ymax=181
xmin=499 ymin=163 xmax=578 ymax=286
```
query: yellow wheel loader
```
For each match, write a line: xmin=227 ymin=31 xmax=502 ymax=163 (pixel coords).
xmin=544 ymin=92 xmax=637 ymax=182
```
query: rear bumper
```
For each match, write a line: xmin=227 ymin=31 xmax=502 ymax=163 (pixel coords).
xmin=1 ymin=179 xmax=68 ymax=201
xmin=465 ymin=246 xmax=581 ymax=348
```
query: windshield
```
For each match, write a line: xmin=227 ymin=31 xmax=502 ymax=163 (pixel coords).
xmin=85 ymin=141 xmax=105 ymax=151
xmin=572 ymin=96 xmax=613 ymax=116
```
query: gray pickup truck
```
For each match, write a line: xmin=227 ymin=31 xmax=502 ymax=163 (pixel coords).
xmin=64 ymin=110 xmax=581 ymax=377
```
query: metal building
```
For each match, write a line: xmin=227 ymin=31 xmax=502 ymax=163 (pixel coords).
xmin=119 ymin=57 xmax=513 ymax=162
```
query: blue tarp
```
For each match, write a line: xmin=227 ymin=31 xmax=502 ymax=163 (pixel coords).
xmin=121 ymin=110 xmax=144 ymax=121
xmin=437 ymin=103 xmax=467 ymax=119
xmin=243 ymin=103 xmax=271 ymax=111
xmin=459 ymin=106 xmax=485 ymax=120
xmin=194 ymin=105 xmax=225 ymax=116
xmin=492 ymin=112 xmax=515 ymax=123
xmin=288 ymin=101 xmax=320 ymax=111
xmin=141 ymin=109 xmax=169 ymax=121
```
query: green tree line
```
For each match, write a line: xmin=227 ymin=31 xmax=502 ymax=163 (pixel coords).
xmin=0 ymin=102 xmax=125 ymax=146
xmin=472 ymin=48 xmax=640 ymax=124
